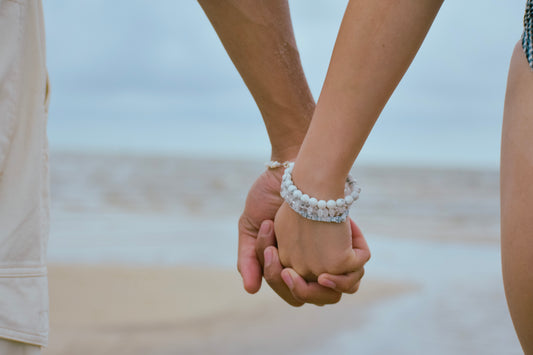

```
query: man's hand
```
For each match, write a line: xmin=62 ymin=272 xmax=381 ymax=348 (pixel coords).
xmin=238 ymin=169 xmax=284 ymax=294
xmin=238 ymin=168 xmax=324 ymax=307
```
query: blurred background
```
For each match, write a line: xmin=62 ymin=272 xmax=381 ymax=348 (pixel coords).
xmin=42 ymin=1 xmax=525 ymax=354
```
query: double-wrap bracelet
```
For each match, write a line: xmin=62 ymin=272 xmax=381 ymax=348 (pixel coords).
xmin=269 ymin=161 xmax=360 ymax=223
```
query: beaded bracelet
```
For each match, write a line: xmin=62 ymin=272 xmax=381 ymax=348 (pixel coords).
xmin=279 ymin=162 xmax=360 ymax=223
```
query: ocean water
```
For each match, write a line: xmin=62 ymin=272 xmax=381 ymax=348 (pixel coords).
xmin=43 ymin=1 xmax=526 ymax=168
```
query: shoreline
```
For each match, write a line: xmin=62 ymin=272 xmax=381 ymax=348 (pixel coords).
xmin=50 ymin=150 xmax=500 ymax=247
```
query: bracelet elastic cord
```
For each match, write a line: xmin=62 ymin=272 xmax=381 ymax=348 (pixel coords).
xmin=280 ymin=162 xmax=360 ymax=223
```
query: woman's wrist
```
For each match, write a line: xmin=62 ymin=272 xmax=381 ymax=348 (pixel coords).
xmin=289 ymin=108 xmax=357 ymax=201
xmin=291 ymin=155 xmax=348 ymax=202
xmin=280 ymin=162 xmax=359 ymax=223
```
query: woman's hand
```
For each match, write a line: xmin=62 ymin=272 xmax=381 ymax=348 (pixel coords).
xmin=238 ymin=169 xmax=369 ymax=306
xmin=274 ymin=202 xmax=370 ymax=299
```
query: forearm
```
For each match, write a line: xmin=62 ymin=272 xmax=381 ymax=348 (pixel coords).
xmin=198 ymin=0 xmax=314 ymax=161
xmin=293 ymin=0 xmax=443 ymax=197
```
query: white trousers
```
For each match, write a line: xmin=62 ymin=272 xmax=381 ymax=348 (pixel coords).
xmin=0 ymin=0 xmax=50 ymax=347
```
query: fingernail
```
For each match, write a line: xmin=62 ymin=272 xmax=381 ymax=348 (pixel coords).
xmin=259 ymin=221 xmax=271 ymax=235
xmin=282 ymin=270 xmax=295 ymax=290
xmin=264 ymin=248 xmax=272 ymax=267
xmin=321 ymin=279 xmax=336 ymax=289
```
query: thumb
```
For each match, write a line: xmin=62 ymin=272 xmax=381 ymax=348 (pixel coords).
xmin=255 ymin=220 xmax=276 ymax=266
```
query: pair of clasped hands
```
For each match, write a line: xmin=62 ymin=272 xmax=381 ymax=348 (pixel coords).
xmin=237 ymin=164 xmax=371 ymax=307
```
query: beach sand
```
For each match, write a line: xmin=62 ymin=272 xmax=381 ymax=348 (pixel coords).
xmin=41 ymin=151 xmax=519 ymax=354
xmin=44 ymin=265 xmax=411 ymax=355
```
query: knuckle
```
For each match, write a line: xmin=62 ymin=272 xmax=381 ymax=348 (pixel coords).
xmin=332 ymin=252 xmax=357 ymax=274
xmin=264 ymin=270 xmax=278 ymax=284
xmin=291 ymin=287 xmax=308 ymax=302
xmin=364 ymin=250 xmax=371 ymax=263
xmin=346 ymin=285 xmax=359 ymax=294
xmin=330 ymin=293 xmax=342 ymax=304
xmin=238 ymin=214 xmax=255 ymax=235
xmin=237 ymin=214 xmax=247 ymax=230
xmin=348 ymin=282 xmax=361 ymax=294
xmin=289 ymin=299 xmax=305 ymax=307
xmin=254 ymin=240 xmax=263 ymax=255
xmin=278 ymin=250 xmax=290 ymax=267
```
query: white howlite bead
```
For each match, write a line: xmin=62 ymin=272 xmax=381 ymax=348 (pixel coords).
xmin=278 ymin=162 xmax=359 ymax=223
xmin=326 ymin=200 xmax=336 ymax=209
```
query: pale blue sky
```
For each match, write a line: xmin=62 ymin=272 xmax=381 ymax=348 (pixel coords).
xmin=44 ymin=1 xmax=526 ymax=168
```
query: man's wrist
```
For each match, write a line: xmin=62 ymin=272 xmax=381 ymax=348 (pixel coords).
xmin=264 ymin=105 xmax=314 ymax=163
xmin=270 ymin=144 xmax=300 ymax=163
